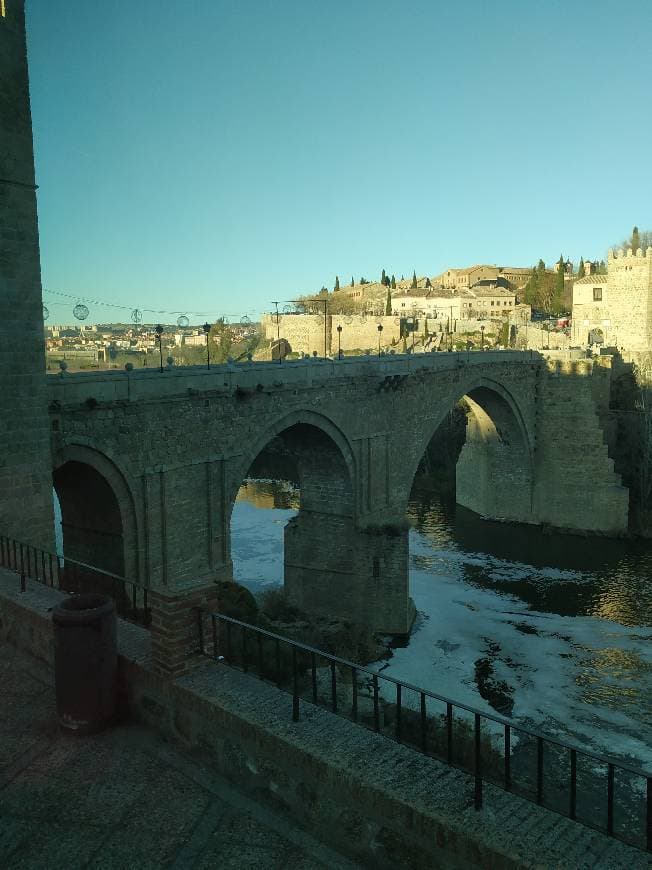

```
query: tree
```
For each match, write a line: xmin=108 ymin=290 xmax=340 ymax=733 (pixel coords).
xmin=391 ymin=275 xmax=396 ymax=289
xmin=334 ymin=275 xmax=340 ymax=292
xmin=385 ymin=287 xmax=392 ymax=316
xmin=577 ymin=257 xmax=585 ymax=279
xmin=381 ymin=268 xmax=386 ymax=285
xmin=411 ymin=270 xmax=417 ymax=289
xmin=632 ymin=226 xmax=641 ymax=251
xmin=425 ymin=277 xmax=432 ymax=288
xmin=351 ymin=276 xmax=355 ymax=287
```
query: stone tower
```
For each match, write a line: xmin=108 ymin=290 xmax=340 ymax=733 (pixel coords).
xmin=0 ymin=0 xmax=55 ymax=548
xmin=607 ymin=247 xmax=652 ymax=351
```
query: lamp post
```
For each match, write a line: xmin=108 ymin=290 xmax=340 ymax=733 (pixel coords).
xmin=202 ymin=322 xmax=211 ymax=370
xmin=377 ymin=323 xmax=383 ymax=358
xmin=272 ymin=301 xmax=282 ymax=364
xmin=480 ymin=324 xmax=485 ymax=351
xmin=155 ymin=324 xmax=163 ymax=372
xmin=336 ymin=324 xmax=342 ymax=359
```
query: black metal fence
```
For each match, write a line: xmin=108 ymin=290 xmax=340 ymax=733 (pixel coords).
xmin=198 ymin=609 xmax=651 ymax=854
xmin=0 ymin=534 xmax=150 ymax=628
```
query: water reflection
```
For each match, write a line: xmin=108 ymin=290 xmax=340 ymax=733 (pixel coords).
xmin=408 ymin=493 xmax=652 ymax=628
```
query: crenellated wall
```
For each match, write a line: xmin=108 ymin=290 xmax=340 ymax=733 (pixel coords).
xmin=606 ymin=247 xmax=652 ymax=351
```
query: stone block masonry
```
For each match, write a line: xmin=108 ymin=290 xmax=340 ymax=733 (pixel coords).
xmin=0 ymin=1 xmax=55 ymax=549
xmin=47 ymin=351 xmax=628 ymax=637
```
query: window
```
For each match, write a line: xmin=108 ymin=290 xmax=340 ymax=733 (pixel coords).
xmin=1 ymin=0 xmax=5 ymax=16
xmin=593 ymin=287 xmax=603 ymax=301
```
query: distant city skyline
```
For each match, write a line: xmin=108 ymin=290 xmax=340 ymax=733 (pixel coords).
xmin=27 ymin=0 xmax=652 ymax=325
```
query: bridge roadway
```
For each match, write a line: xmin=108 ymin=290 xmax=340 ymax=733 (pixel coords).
xmin=46 ymin=350 xmax=628 ymax=634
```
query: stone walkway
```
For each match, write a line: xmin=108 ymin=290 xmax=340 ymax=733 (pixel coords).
xmin=0 ymin=642 xmax=361 ymax=870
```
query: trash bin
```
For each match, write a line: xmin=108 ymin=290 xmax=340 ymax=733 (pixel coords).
xmin=52 ymin=593 xmax=117 ymax=734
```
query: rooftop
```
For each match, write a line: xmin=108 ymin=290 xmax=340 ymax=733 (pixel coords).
xmin=574 ymin=275 xmax=609 ymax=285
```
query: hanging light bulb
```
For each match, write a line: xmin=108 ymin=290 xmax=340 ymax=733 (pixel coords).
xmin=73 ymin=303 xmax=89 ymax=321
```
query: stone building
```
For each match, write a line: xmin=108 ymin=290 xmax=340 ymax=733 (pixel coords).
xmin=433 ymin=264 xmax=531 ymax=292
xmin=571 ymin=248 xmax=652 ymax=349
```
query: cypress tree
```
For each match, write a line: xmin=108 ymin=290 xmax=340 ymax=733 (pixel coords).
xmin=391 ymin=275 xmax=396 ymax=289
xmin=334 ymin=275 xmax=340 ymax=291
xmin=351 ymin=276 xmax=354 ymax=287
xmin=554 ymin=255 xmax=565 ymax=311
xmin=385 ymin=287 xmax=392 ymax=315
xmin=577 ymin=258 xmax=585 ymax=279
xmin=381 ymin=268 xmax=386 ymax=285
xmin=411 ymin=270 xmax=417 ymax=289
xmin=632 ymin=226 xmax=640 ymax=251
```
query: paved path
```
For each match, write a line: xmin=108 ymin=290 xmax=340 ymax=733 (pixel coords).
xmin=0 ymin=643 xmax=361 ymax=870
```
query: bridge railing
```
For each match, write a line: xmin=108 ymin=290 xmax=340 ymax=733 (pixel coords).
xmin=0 ymin=534 xmax=151 ymax=628
xmin=196 ymin=608 xmax=651 ymax=854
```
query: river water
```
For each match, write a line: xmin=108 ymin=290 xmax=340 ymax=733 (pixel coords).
xmin=232 ymin=480 xmax=652 ymax=770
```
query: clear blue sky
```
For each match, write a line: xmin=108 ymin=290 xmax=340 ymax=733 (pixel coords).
xmin=26 ymin=0 xmax=652 ymax=324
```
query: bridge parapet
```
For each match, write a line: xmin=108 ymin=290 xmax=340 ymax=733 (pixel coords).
xmin=47 ymin=350 xmax=549 ymax=406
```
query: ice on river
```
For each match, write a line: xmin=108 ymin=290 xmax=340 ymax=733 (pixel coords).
xmin=381 ymin=530 xmax=652 ymax=768
xmin=231 ymin=498 xmax=652 ymax=770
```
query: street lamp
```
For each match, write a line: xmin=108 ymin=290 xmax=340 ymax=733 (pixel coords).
xmin=377 ymin=323 xmax=383 ymax=358
xmin=202 ymin=322 xmax=211 ymax=370
xmin=480 ymin=324 xmax=485 ymax=351
xmin=336 ymin=324 xmax=342 ymax=359
xmin=272 ymin=301 xmax=284 ymax=365
xmin=155 ymin=324 xmax=163 ymax=372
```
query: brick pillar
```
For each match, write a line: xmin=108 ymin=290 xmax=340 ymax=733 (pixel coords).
xmin=149 ymin=583 xmax=221 ymax=678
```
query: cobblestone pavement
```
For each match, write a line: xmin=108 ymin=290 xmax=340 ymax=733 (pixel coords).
xmin=0 ymin=643 xmax=361 ymax=870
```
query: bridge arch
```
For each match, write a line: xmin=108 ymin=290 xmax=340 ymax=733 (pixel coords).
xmin=228 ymin=408 xmax=358 ymax=619
xmin=404 ymin=376 xmax=535 ymax=524
xmin=227 ymin=408 xmax=356 ymax=508
xmin=52 ymin=443 xmax=140 ymax=579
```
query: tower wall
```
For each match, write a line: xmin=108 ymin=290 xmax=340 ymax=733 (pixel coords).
xmin=0 ymin=1 xmax=55 ymax=547
xmin=607 ymin=248 xmax=652 ymax=351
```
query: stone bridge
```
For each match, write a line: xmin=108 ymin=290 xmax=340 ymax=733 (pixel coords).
xmin=47 ymin=351 xmax=628 ymax=636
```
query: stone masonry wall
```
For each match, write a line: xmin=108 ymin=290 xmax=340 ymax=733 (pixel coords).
xmin=607 ymin=248 xmax=652 ymax=351
xmin=262 ymin=313 xmax=401 ymax=355
xmin=0 ymin=1 xmax=55 ymax=549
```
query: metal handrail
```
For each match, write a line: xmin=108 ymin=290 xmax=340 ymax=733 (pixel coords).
xmin=198 ymin=608 xmax=651 ymax=853
xmin=0 ymin=533 xmax=151 ymax=628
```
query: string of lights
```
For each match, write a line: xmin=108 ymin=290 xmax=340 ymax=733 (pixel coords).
xmin=40 ymin=287 xmax=258 ymax=325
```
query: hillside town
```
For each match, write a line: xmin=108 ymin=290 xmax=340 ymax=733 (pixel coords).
xmin=45 ymin=236 xmax=652 ymax=369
